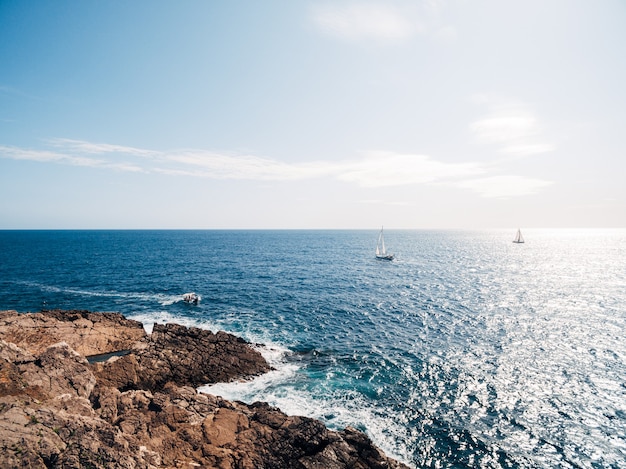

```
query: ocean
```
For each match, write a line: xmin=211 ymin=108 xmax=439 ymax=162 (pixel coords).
xmin=0 ymin=229 xmax=624 ymax=468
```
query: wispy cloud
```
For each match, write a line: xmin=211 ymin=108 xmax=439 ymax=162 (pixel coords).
xmin=0 ymin=144 xmax=144 ymax=172
xmin=0 ymin=84 xmax=48 ymax=101
xmin=471 ymin=115 xmax=537 ymax=145
xmin=335 ymin=151 xmax=483 ymax=187
xmin=311 ymin=3 xmax=416 ymax=41
xmin=500 ymin=143 xmax=555 ymax=156
xmin=47 ymin=138 xmax=159 ymax=157
xmin=309 ymin=1 xmax=455 ymax=43
xmin=157 ymin=150 xmax=335 ymax=180
xmin=469 ymin=96 xmax=555 ymax=156
xmin=456 ymin=175 xmax=553 ymax=198
xmin=0 ymin=138 xmax=553 ymax=198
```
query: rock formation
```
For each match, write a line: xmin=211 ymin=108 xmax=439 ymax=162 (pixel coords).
xmin=0 ymin=310 xmax=410 ymax=469
xmin=91 ymin=322 xmax=273 ymax=392
xmin=0 ymin=310 xmax=145 ymax=356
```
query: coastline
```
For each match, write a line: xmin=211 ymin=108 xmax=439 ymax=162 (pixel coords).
xmin=0 ymin=309 xmax=410 ymax=468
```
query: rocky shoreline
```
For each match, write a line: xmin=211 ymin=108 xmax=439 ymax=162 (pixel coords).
xmin=0 ymin=310 xmax=409 ymax=468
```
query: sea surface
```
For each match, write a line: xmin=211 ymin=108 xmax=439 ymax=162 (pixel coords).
xmin=1 ymin=229 xmax=625 ymax=468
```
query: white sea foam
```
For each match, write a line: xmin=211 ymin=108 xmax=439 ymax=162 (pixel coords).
xmin=198 ymin=359 xmax=299 ymax=403
xmin=200 ymin=373 xmax=412 ymax=466
xmin=127 ymin=310 xmax=211 ymax=334
xmin=126 ymin=310 xmax=181 ymax=334
xmin=126 ymin=308 xmax=413 ymax=465
xmin=196 ymin=338 xmax=412 ymax=467
xmin=125 ymin=310 xmax=292 ymax=357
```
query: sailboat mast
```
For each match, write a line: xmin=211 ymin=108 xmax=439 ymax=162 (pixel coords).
xmin=375 ymin=226 xmax=394 ymax=260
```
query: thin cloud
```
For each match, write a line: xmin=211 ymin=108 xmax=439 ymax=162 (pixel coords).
xmin=470 ymin=115 xmax=537 ymax=145
xmin=47 ymin=138 xmax=159 ymax=157
xmin=456 ymin=175 xmax=553 ymax=198
xmin=335 ymin=151 xmax=484 ymax=187
xmin=1 ymin=139 xmax=553 ymax=198
xmin=501 ymin=143 xmax=555 ymax=155
xmin=163 ymin=150 xmax=334 ymax=180
xmin=0 ymin=144 xmax=144 ymax=172
xmin=311 ymin=3 xmax=416 ymax=41
xmin=0 ymin=84 xmax=45 ymax=101
xmin=310 ymin=1 xmax=457 ymax=43
xmin=469 ymin=96 xmax=555 ymax=156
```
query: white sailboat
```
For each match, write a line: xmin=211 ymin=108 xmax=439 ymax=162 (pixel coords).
xmin=513 ymin=228 xmax=524 ymax=244
xmin=375 ymin=227 xmax=394 ymax=260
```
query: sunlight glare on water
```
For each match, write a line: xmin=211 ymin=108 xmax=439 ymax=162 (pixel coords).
xmin=0 ymin=229 xmax=624 ymax=468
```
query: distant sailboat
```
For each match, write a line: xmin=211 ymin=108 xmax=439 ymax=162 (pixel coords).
xmin=376 ymin=227 xmax=394 ymax=260
xmin=513 ymin=228 xmax=524 ymax=244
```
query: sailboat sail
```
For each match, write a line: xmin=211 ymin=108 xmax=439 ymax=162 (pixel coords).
xmin=376 ymin=227 xmax=394 ymax=260
xmin=513 ymin=229 xmax=524 ymax=244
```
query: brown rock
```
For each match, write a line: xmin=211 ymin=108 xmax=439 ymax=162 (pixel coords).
xmin=90 ymin=383 xmax=410 ymax=469
xmin=0 ymin=309 xmax=146 ymax=356
xmin=0 ymin=311 xmax=411 ymax=469
xmin=0 ymin=340 xmax=153 ymax=469
xmin=92 ymin=322 xmax=271 ymax=392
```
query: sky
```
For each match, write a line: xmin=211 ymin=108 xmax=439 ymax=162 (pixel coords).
xmin=1 ymin=0 xmax=625 ymax=229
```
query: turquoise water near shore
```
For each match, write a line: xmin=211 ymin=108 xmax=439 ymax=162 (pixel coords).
xmin=1 ymin=229 xmax=625 ymax=468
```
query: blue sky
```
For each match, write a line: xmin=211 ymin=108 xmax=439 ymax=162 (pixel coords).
xmin=1 ymin=0 xmax=625 ymax=229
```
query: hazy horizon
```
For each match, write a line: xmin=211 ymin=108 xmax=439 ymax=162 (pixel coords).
xmin=1 ymin=1 xmax=625 ymax=229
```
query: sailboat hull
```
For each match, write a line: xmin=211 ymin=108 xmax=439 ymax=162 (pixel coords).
xmin=376 ymin=254 xmax=394 ymax=260
xmin=375 ymin=227 xmax=394 ymax=260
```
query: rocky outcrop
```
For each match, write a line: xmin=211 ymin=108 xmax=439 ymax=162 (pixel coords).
xmin=92 ymin=322 xmax=272 ymax=392
xmin=0 ymin=310 xmax=271 ymax=392
xmin=0 ymin=310 xmax=146 ymax=356
xmin=0 ymin=339 xmax=147 ymax=468
xmin=0 ymin=311 xmax=410 ymax=469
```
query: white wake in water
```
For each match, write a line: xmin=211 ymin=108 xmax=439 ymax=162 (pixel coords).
xmin=16 ymin=281 xmax=191 ymax=307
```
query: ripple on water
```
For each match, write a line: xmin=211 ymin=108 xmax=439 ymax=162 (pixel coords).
xmin=1 ymin=229 xmax=625 ymax=468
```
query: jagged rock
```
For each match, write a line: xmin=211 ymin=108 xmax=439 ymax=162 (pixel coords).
xmin=140 ymin=323 xmax=272 ymax=389
xmin=0 ymin=310 xmax=271 ymax=392
xmin=90 ymin=384 xmax=409 ymax=469
xmin=91 ymin=322 xmax=271 ymax=392
xmin=0 ymin=339 xmax=95 ymax=402
xmin=0 ymin=339 xmax=153 ymax=469
xmin=0 ymin=311 xmax=411 ymax=469
xmin=0 ymin=309 xmax=146 ymax=356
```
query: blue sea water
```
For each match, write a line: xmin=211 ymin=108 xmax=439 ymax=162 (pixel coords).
xmin=0 ymin=229 xmax=625 ymax=468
